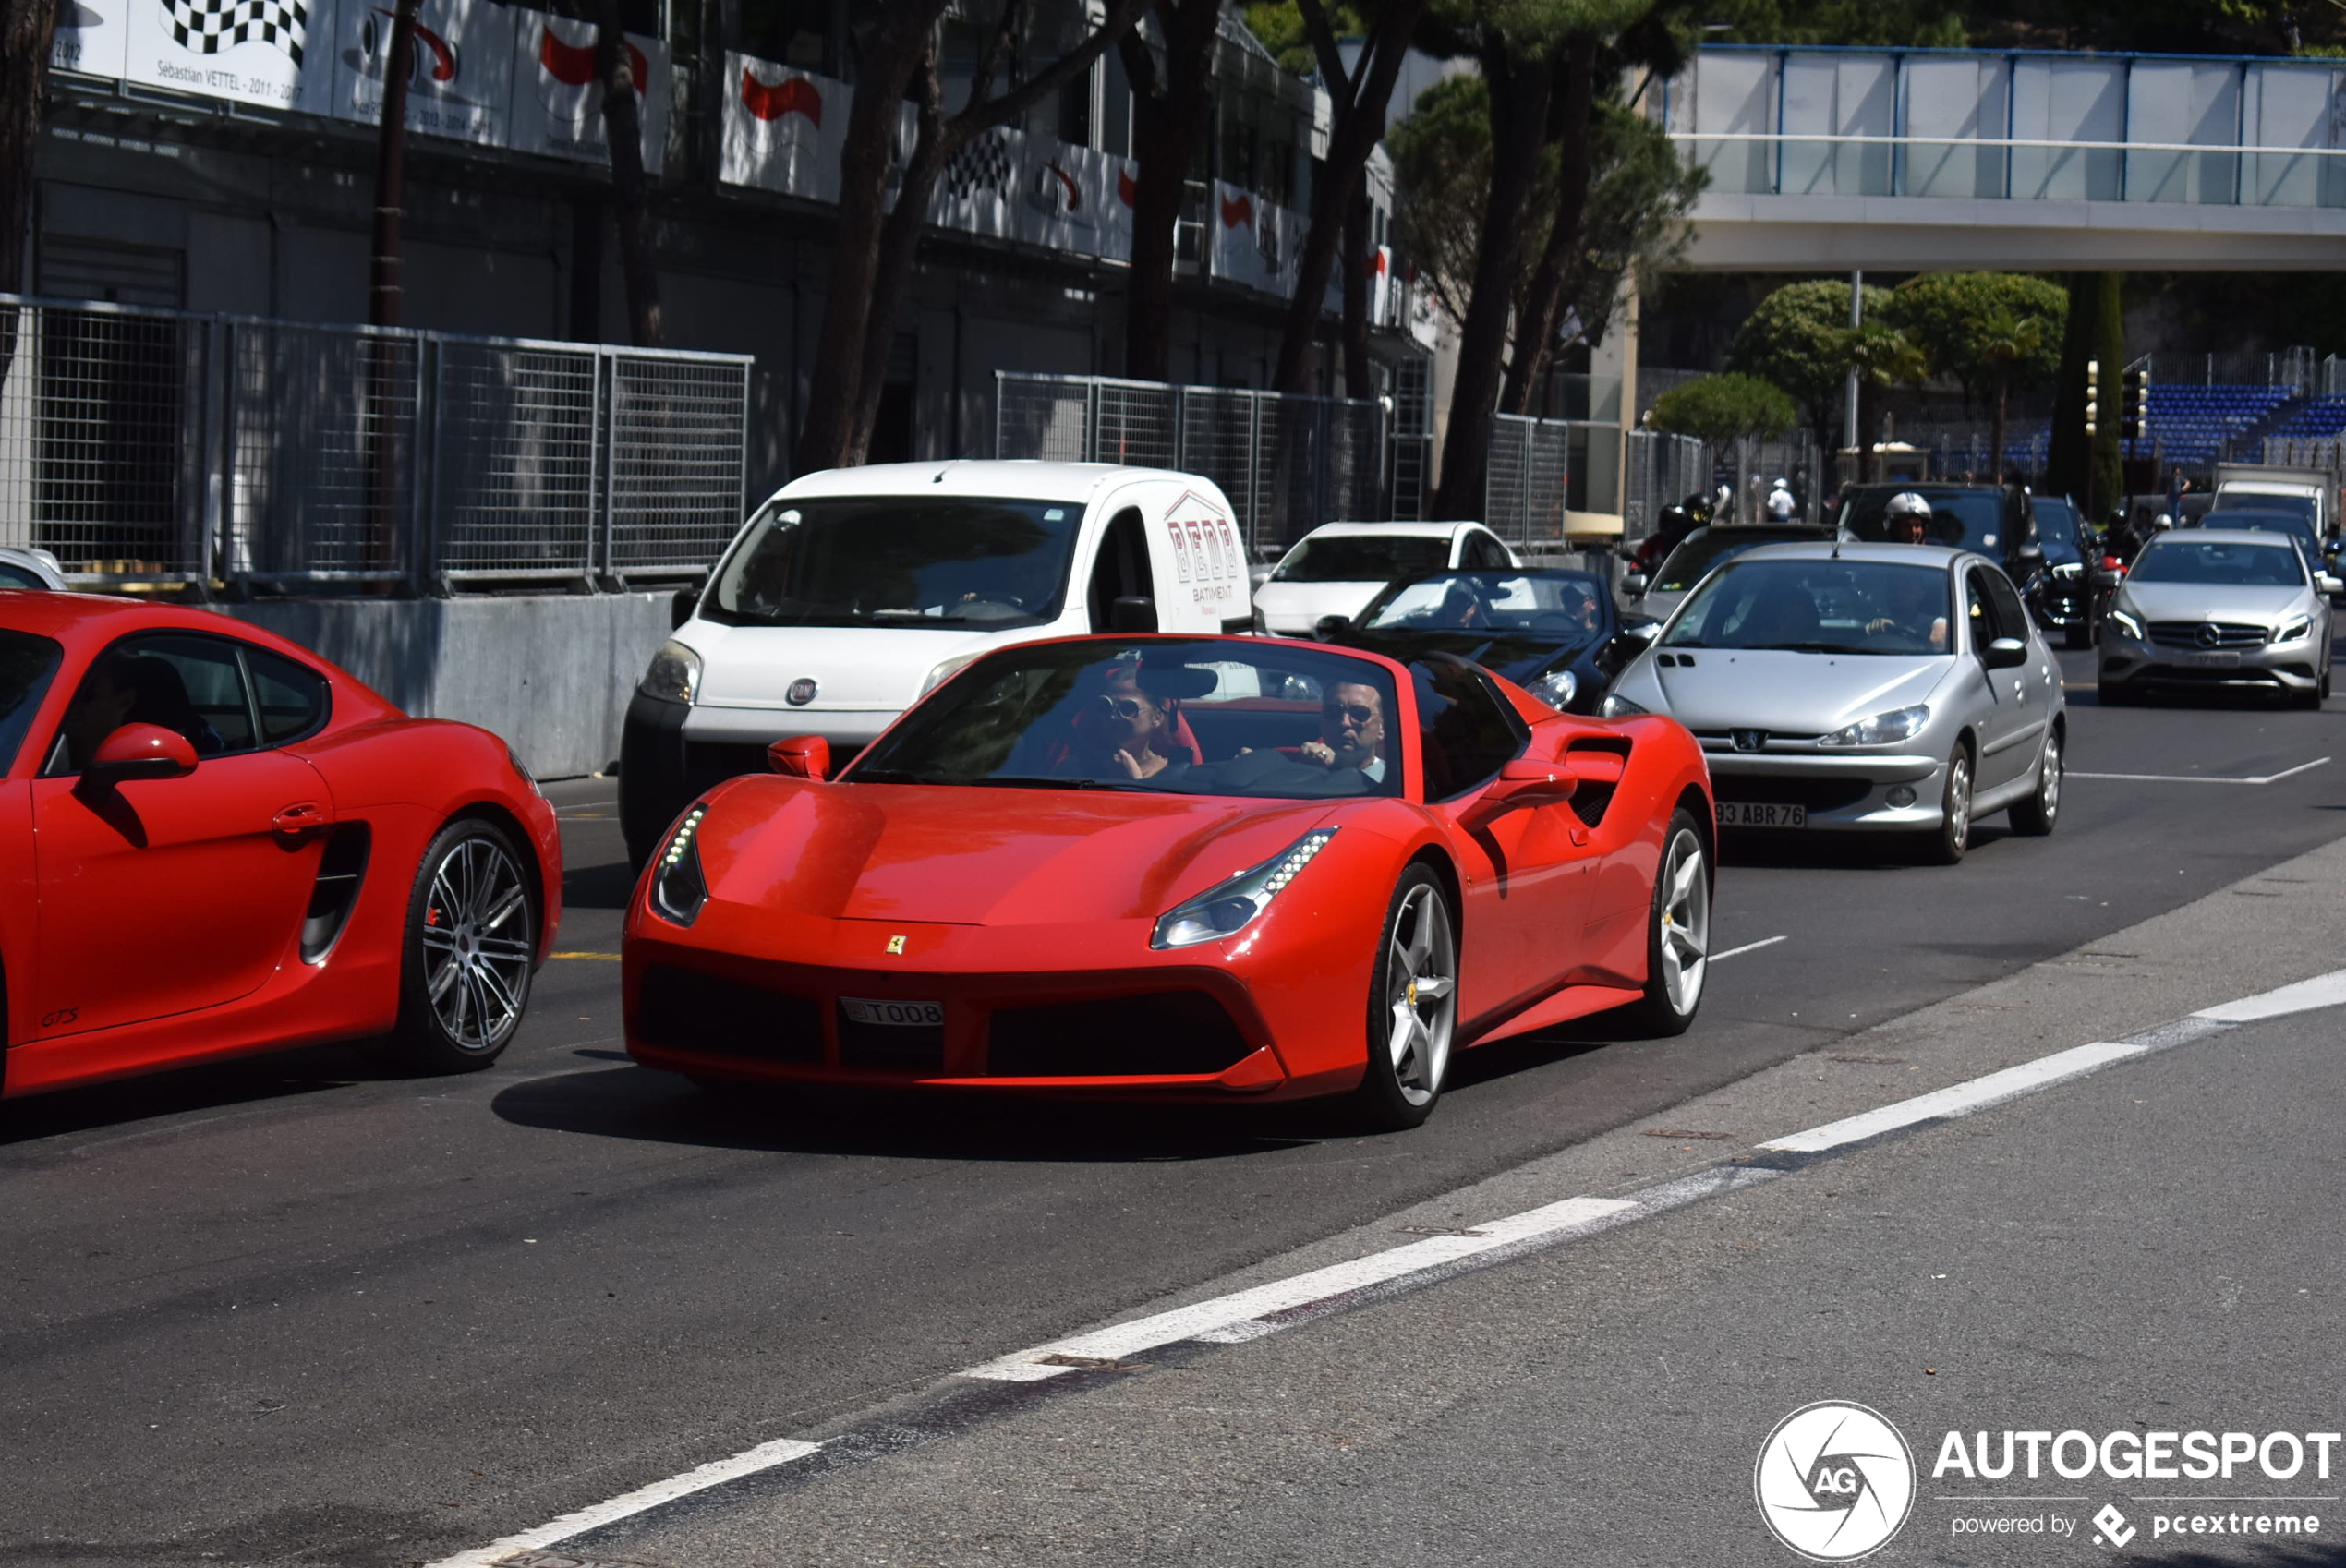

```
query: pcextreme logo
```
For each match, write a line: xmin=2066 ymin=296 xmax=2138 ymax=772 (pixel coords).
xmin=1756 ymin=1401 xmax=1917 ymax=1561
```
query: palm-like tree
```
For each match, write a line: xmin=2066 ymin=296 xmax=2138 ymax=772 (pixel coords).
xmin=1976 ymin=308 xmax=2048 ymax=485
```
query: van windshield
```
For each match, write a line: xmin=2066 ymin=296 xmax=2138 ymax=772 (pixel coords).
xmin=705 ymin=496 xmax=1082 ymax=630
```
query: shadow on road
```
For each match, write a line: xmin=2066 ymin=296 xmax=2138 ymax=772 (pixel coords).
xmin=1718 ymin=823 xmax=2013 ymax=870
xmin=0 ymin=1042 xmax=380 ymax=1149
xmin=562 ymin=858 xmax=640 ymax=911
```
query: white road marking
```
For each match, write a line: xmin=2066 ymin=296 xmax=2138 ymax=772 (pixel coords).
xmin=421 ymin=958 xmax=2346 ymax=1564
xmin=1711 ymin=935 xmax=1788 ymax=961
xmin=2194 ymin=966 xmax=2346 ymax=1022
xmin=419 ymin=1437 xmax=824 ymax=1568
xmin=960 ymin=1195 xmax=1637 ymax=1382
xmin=2070 ymin=756 xmax=2329 ymax=785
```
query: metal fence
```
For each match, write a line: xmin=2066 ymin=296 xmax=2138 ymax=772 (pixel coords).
xmin=1483 ymin=414 xmax=1574 ymax=544
xmin=995 ymin=371 xmax=1386 ymax=555
xmin=2144 ymin=347 xmax=2316 ymax=393
xmin=0 ymin=294 xmax=751 ymax=591
xmin=2260 ymin=435 xmax=2346 ymax=477
xmin=1624 ymin=429 xmax=1709 ymax=542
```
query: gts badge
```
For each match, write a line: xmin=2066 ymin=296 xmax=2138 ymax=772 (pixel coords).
xmin=41 ymin=1007 xmax=79 ymax=1029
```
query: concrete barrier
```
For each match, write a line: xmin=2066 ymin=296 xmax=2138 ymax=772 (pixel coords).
xmin=213 ymin=592 xmax=674 ymax=780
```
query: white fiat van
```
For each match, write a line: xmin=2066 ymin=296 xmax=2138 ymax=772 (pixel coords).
xmin=620 ymin=461 xmax=1252 ymax=864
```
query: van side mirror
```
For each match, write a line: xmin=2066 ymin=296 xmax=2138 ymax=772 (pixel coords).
xmin=671 ymin=583 xmax=701 ymax=629
xmin=768 ymin=736 xmax=829 ymax=778
xmin=80 ymin=723 xmax=198 ymax=791
xmin=1108 ymin=595 xmax=1158 ymax=633
xmin=1982 ymin=636 xmax=2029 ymax=670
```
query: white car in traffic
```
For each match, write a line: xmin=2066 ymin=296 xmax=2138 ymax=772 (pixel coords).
xmin=1252 ymin=520 xmax=1518 ymax=636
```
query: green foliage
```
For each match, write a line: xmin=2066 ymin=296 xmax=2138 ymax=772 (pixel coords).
xmin=1566 ymin=100 xmax=1707 ymax=348
xmin=1238 ymin=3 xmax=1366 ymax=78
xmin=1882 ymin=272 xmax=2066 ymax=401
xmin=1723 ymin=278 xmax=1891 ymax=423
xmin=1648 ymin=373 xmax=1799 ymax=445
xmin=1694 ymin=0 xmax=1965 ymax=46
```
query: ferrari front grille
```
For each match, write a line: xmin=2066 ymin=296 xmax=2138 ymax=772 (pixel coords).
xmin=635 ymin=966 xmax=824 ymax=1063
xmin=986 ymin=992 xmax=1253 ymax=1078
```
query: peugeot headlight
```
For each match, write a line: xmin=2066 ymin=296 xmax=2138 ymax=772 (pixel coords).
xmin=921 ymin=651 xmax=985 ymax=695
xmin=651 ymin=804 xmax=710 ymax=925
xmin=2107 ymin=606 xmax=2146 ymax=641
xmin=1151 ymin=828 xmax=1337 ymax=950
xmin=2272 ymin=615 xmax=2312 ymax=645
xmin=639 ymin=639 xmax=702 ymax=705
xmin=1530 ymin=669 xmax=1578 ymax=710
xmin=1599 ymin=693 xmax=1648 ymax=718
xmin=1820 ymin=704 xmax=1930 ymax=748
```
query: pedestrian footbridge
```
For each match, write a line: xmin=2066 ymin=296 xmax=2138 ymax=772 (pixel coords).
xmin=1657 ymin=47 xmax=2346 ymax=271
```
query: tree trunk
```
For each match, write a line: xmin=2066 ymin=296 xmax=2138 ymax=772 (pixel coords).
xmin=1269 ymin=0 xmax=1428 ymax=395
xmin=795 ymin=3 xmax=946 ymax=475
xmin=1501 ymin=34 xmax=1594 ymax=416
xmin=1120 ymin=0 xmax=1219 ymax=382
xmin=1431 ymin=43 xmax=1554 ymax=521
xmin=596 ymin=0 xmax=663 ymax=347
xmin=846 ymin=46 xmax=948 ymax=461
xmin=368 ymin=0 xmax=420 ymax=327
xmin=1989 ymin=362 xmax=2008 ymax=486
xmin=1340 ymin=188 xmax=1372 ymax=398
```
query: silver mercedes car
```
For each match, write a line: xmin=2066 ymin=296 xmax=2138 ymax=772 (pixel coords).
xmin=2098 ymin=529 xmax=2338 ymax=709
xmin=1601 ymin=542 xmax=2065 ymax=863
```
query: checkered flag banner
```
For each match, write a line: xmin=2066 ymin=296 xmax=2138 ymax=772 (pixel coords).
xmin=160 ymin=0 xmax=308 ymax=63
xmin=944 ymin=129 xmax=1013 ymax=201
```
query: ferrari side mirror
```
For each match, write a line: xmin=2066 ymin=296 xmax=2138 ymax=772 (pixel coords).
xmin=768 ymin=736 xmax=830 ymax=778
xmin=80 ymin=722 xmax=198 ymax=791
xmin=1485 ymin=758 xmax=1579 ymax=808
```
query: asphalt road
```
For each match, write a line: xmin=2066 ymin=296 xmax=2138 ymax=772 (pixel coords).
xmin=4 ymin=648 xmax=2344 ymax=1568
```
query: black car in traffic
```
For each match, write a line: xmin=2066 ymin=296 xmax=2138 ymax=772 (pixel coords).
xmin=1838 ymin=480 xmax=2050 ymax=624
xmin=1317 ymin=567 xmax=1643 ymax=715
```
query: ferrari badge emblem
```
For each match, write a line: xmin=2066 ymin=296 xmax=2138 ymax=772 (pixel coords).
xmin=887 ymin=935 xmax=908 ymax=955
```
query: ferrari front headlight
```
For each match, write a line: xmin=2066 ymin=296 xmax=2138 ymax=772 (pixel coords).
xmin=651 ymin=804 xmax=710 ymax=925
xmin=1151 ymin=828 xmax=1337 ymax=950
xmin=1820 ymin=704 xmax=1930 ymax=748
xmin=639 ymin=639 xmax=702 ymax=705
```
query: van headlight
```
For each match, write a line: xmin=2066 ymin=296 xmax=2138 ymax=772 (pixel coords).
xmin=2272 ymin=615 xmax=2312 ymax=645
xmin=1152 ymin=828 xmax=1337 ymax=949
xmin=1820 ymin=704 xmax=1930 ymax=747
xmin=639 ymin=640 xmax=702 ymax=705
xmin=921 ymin=651 xmax=985 ymax=695
xmin=1530 ymin=669 xmax=1578 ymax=710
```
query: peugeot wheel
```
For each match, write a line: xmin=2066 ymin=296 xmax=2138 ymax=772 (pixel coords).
xmin=1624 ymin=809 xmax=1711 ymax=1036
xmin=386 ymin=817 xmax=538 ymax=1073
xmin=2008 ymin=727 xmax=2062 ymax=836
xmin=1919 ymin=743 xmax=1974 ymax=865
xmin=1346 ymin=866 xmax=1457 ymax=1131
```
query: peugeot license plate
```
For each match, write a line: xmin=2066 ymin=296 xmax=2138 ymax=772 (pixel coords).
xmin=841 ymin=998 xmax=945 ymax=1028
xmin=2171 ymin=650 xmax=2241 ymax=668
xmin=1717 ymin=802 xmax=1807 ymax=828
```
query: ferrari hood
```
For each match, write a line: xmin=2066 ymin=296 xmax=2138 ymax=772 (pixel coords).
xmin=1631 ymin=650 xmax=1948 ymax=733
xmin=695 ymin=778 xmax=1343 ymax=927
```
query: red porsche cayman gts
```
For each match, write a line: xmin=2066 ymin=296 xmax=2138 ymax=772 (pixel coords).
xmin=0 ymin=594 xmax=561 ymax=1099
xmin=623 ymin=635 xmax=1712 ymax=1128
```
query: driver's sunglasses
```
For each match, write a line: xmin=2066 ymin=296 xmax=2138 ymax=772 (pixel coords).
xmin=1322 ymin=701 xmax=1376 ymax=725
xmin=1096 ymin=695 xmax=1150 ymax=719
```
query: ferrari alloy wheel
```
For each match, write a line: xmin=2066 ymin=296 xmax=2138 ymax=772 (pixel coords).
xmin=2009 ymin=727 xmax=2062 ymax=836
xmin=387 ymin=818 xmax=537 ymax=1072
xmin=1348 ymin=867 xmax=1457 ymax=1131
xmin=1920 ymin=743 xmax=1973 ymax=865
xmin=1626 ymin=809 xmax=1710 ymax=1036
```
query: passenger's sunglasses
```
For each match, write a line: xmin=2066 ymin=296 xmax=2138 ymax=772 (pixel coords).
xmin=1322 ymin=701 xmax=1377 ymax=725
xmin=1096 ymin=695 xmax=1151 ymax=719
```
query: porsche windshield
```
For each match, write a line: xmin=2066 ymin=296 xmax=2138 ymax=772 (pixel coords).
xmin=848 ymin=641 xmax=1405 ymax=799
xmin=1271 ymin=535 xmax=1448 ymax=584
xmin=705 ymin=496 xmax=1082 ymax=630
xmin=1360 ymin=571 xmax=1607 ymax=639
xmin=1663 ymin=559 xmax=1954 ymax=656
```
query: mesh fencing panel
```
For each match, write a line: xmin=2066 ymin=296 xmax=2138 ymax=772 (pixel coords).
xmin=995 ymin=375 xmax=1094 ymax=462
xmin=431 ymin=338 xmax=601 ymax=579
xmin=1093 ymin=380 xmax=1178 ymax=468
xmin=228 ymin=321 xmax=419 ymax=581
xmin=605 ymin=353 xmax=752 ymax=577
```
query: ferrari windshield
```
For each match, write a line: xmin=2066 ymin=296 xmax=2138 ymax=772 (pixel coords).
xmin=0 ymin=629 xmax=63 ymax=774
xmin=2129 ymin=537 xmax=2306 ymax=585
xmin=704 ymin=496 xmax=1082 ymax=630
xmin=1360 ymin=571 xmax=1607 ymax=637
xmin=848 ymin=640 xmax=1404 ymax=799
xmin=1663 ymin=558 xmax=1954 ymax=656
xmin=1839 ymin=489 xmax=2005 ymax=553
xmin=1271 ymin=535 xmax=1448 ymax=584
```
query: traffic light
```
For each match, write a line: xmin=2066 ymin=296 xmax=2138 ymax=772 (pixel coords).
xmin=2121 ymin=368 xmax=2151 ymax=440
xmin=2084 ymin=359 xmax=2099 ymax=438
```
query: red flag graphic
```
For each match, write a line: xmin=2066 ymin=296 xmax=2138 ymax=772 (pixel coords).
xmin=742 ymin=67 xmax=821 ymax=124
xmin=540 ymin=26 xmax=646 ymax=89
xmin=1218 ymin=191 xmax=1252 ymax=228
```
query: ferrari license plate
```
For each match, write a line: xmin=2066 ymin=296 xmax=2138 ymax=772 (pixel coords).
xmin=2171 ymin=650 xmax=2241 ymax=668
xmin=841 ymin=997 xmax=944 ymax=1028
xmin=1717 ymin=802 xmax=1807 ymax=829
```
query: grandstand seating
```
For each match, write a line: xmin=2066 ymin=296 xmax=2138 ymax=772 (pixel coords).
xmin=2265 ymin=396 xmax=2346 ymax=440
xmin=2122 ymin=383 xmax=2298 ymax=466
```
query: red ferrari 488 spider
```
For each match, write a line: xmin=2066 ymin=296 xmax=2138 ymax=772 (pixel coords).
xmin=624 ymin=635 xmax=1711 ymax=1128
xmin=0 ymin=594 xmax=562 ymax=1099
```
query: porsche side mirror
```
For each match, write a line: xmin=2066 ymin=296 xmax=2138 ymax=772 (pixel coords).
xmin=1621 ymin=573 xmax=1649 ymax=597
xmin=1485 ymin=758 xmax=1579 ymax=807
xmin=80 ymin=722 xmax=197 ymax=791
xmin=1313 ymin=614 xmax=1351 ymax=641
xmin=1108 ymin=596 xmax=1158 ymax=633
xmin=671 ymin=583 xmax=701 ymax=629
xmin=1982 ymin=636 xmax=2029 ymax=670
xmin=768 ymin=736 xmax=830 ymax=778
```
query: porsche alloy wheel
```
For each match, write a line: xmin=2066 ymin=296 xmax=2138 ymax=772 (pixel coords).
xmin=1349 ymin=867 xmax=1457 ymax=1130
xmin=387 ymin=818 xmax=537 ymax=1072
xmin=1626 ymin=810 xmax=1710 ymax=1036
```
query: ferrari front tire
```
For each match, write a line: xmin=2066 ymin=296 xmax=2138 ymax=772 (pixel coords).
xmin=1624 ymin=809 xmax=1710 ymax=1036
xmin=1345 ymin=865 xmax=1457 ymax=1131
xmin=384 ymin=817 xmax=538 ymax=1073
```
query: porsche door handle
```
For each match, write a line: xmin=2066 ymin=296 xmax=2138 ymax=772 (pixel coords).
xmin=272 ymin=801 xmax=333 ymax=835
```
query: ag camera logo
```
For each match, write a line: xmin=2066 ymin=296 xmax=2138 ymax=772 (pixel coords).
xmin=1756 ymin=1401 xmax=1917 ymax=1561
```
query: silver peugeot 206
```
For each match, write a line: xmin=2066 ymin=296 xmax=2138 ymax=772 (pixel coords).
xmin=1601 ymin=541 xmax=2065 ymax=863
xmin=2098 ymin=529 xmax=2338 ymax=709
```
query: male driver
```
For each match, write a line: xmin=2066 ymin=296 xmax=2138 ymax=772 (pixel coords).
xmin=1296 ymin=681 xmax=1386 ymax=782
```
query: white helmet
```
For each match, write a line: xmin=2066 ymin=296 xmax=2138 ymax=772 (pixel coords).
xmin=1885 ymin=491 xmax=1932 ymax=518
xmin=1771 ymin=476 xmax=1791 ymax=488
